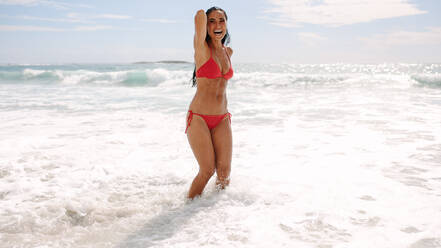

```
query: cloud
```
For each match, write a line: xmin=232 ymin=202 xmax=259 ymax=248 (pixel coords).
xmin=94 ymin=14 xmax=132 ymax=20
xmin=0 ymin=0 xmax=91 ymax=9
xmin=298 ymin=32 xmax=327 ymax=46
xmin=13 ymin=15 xmax=90 ymax=23
xmin=264 ymin=0 xmax=426 ymax=27
xmin=0 ymin=24 xmax=113 ymax=32
xmin=73 ymin=25 xmax=112 ymax=31
xmin=0 ymin=13 xmax=131 ymax=24
xmin=66 ymin=12 xmax=80 ymax=19
xmin=140 ymin=18 xmax=179 ymax=24
xmin=2 ymin=12 xmax=133 ymax=24
xmin=0 ymin=24 xmax=64 ymax=31
xmin=66 ymin=12 xmax=132 ymax=20
xmin=0 ymin=0 xmax=40 ymax=5
xmin=360 ymin=27 xmax=441 ymax=47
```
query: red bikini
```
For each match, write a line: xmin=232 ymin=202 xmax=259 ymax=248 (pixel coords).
xmin=195 ymin=46 xmax=233 ymax=80
xmin=185 ymin=111 xmax=231 ymax=133
xmin=186 ymin=46 xmax=233 ymax=133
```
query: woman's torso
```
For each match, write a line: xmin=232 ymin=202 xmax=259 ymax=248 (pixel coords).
xmin=189 ymin=77 xmax=228 ymax=114
xmin=189 ymin=46 xmax=232 ymax=114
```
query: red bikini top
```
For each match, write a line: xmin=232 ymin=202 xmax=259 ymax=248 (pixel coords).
xmin=196 ymin=46 xmax=233 ymax=80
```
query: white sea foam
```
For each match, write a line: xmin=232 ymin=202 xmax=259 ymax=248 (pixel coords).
xmin=23 ymin=68 xmax=48 ymax=77
xmin=412 ymin=73 xmax=441 ymax=87
xmin=1 ymin=63 xmax=441 ymax=247
xmin=14 ymin=68 xmax=191 ymax=87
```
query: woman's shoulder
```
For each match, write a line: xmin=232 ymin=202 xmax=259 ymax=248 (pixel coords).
xmin=225 ymin=46 xmax=233 ymax=57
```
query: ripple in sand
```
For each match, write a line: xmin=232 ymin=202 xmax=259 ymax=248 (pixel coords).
xmin=279 ymin=218 xmax=352 ymax=245
xmin=410 ymin=238 xmax=441 ymax=248
xmin=400 ymin=226 xmax=421 ymax=233
xmin=359 ymin=195 xmax=376 ymax=201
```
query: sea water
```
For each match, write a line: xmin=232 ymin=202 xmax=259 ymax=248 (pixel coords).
xmin=0 ymin=63 xmax=440 ymax=248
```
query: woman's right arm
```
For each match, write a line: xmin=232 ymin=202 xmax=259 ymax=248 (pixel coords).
xmin=194 ymin=9 xmax=207 ymax=51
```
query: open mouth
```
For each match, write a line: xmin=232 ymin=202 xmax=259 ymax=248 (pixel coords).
xmin=214 ymin=30 xmax=223 ymax=35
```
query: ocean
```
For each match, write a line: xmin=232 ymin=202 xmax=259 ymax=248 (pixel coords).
xmin=1 ymin=63 xmax=440 ymax=248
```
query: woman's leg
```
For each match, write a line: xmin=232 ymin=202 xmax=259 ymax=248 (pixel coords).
xmin=211 ymin=115 xmax=232 ymax=189
xmin=186 ymin=114 xmax=216 ymax=199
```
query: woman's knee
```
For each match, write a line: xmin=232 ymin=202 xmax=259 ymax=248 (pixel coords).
xmin=199 ymin=166 xmax=215 ymax=179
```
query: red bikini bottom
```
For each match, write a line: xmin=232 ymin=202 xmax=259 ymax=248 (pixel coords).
xmin=185 ymin=110 xmax=231 ymax=133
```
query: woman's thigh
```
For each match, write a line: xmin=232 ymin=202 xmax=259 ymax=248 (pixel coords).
xmin=186 ymin=115 xmax=216 ymax=172
xmin=211 ymin=116 xmax=232 ymax=175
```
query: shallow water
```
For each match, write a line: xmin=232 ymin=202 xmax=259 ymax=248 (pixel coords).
xmin=1 ymin=63 xmax=441 ymax=247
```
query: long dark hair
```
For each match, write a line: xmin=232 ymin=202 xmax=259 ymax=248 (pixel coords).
xmin=191 ymin=6 xmax=231 ymax=87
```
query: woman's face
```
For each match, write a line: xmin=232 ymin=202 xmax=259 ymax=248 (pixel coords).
xmin=206 ymin=10 xmax=227 ymax=41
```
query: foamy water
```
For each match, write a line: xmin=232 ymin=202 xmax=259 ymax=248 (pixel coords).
xmin=1 ymin=63 xmax=441 ymax=248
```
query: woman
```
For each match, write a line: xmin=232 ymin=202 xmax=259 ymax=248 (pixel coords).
xmin=185 ymin=7 xmax=234 ymax=199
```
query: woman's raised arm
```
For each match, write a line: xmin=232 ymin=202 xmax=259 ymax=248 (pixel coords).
xmin=194 ymin=9 xmax=207 ymax=50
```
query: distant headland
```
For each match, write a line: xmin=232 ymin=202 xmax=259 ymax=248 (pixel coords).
xmin=133 ymin=60 xmax=191 ymax=64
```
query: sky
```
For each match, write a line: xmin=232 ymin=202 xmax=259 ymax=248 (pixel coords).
xmin=0 ymin=0 xmax=440 ymax=64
